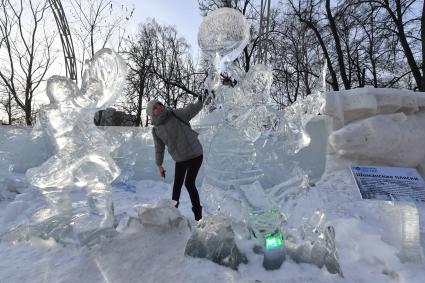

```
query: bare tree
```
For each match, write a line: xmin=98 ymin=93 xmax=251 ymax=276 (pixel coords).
xmin=66 ymin=0 xmax=134 ymax=79
xmin=0 ymin=0 xmax=56 ymax=125
xmin=348 ymin=0 xmax=424 ymax=91
xmin=122 ymin=20 xmax=204 ymax=126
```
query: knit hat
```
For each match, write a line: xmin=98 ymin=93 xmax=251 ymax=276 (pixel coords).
xmin=146 ymin=100 xmax=160 ymax=117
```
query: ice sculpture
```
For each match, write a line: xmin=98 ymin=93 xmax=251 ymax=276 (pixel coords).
xmin=198 ymin=7 xmax=250 ymax=66
xmin=198 ymin=8 xmax=277 ymax=219
xmin=324 ymin=88 xmax=425 ymax=168
xmin=197 ymin=7 xmax=342 ymax=273
xmin=25 ymin=48 xmax=126 ymax=234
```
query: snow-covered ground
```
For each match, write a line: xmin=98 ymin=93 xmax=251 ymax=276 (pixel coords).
xmin=1 ymin=162 xmax=425 ymax=282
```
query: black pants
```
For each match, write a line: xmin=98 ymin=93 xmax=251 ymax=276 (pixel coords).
xmin=172 ymin=155 xmax=203 ymax=208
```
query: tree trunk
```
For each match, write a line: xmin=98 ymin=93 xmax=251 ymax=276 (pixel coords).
xmin=390 ymin=0 xmax=424 ymax=91
xmin=421 ymin=0 xmax=425 ymax=90
xmin=326 ymin=0 xmax=350 ymax=89
xmin=25 ymin=104 xmax=32 ymax=126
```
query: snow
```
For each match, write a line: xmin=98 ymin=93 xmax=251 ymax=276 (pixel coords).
xmin=1 ymin=142 xmax=425 ymax=282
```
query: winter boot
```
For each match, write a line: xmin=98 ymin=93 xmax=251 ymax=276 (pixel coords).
xmin=174 ymin=201 xmax=179 ymax=208
xmin=192 ymin=206 xmax=202 ymax=221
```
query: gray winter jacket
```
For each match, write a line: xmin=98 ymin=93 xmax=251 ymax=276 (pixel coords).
xmin=152 ymin=99 xmax=203 ymax=166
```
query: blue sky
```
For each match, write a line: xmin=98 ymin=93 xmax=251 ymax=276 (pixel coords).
xmin=125 ymin=0 xmax=203 ymax=55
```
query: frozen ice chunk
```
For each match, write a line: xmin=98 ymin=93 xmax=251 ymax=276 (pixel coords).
xmin=185 ymin=215 xmax=248 ymax=270
xmin=329 ymin=112 xmax=425 ymax=167
xmin=0 ymin=214 xmax=74 ymax=245
xmin=134 ymin=199 xmax=187 ymax=230
xmin=380 ymin=202 xmax=423 ymax=263
xmin=400 ymin=94 xmax=419 ymax=114
xmin=323 ymin=88 xmax=423 ymax=130
xmin=285 ymin=226 xmax=342 ymax=275
xmin=198 ymin=7 xmax=249 ymax=63
xmin=248 ymin=207 xmax=285 ymax=241
xmin=342 ymin=92 xmax=377 ymax=123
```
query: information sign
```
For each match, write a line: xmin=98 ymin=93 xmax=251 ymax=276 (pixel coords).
xmin=351 ymin=165 xmax=425 ymax=202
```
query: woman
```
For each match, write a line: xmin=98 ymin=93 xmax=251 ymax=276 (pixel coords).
xmin=147 ymin=97 xmax=204 ymax=221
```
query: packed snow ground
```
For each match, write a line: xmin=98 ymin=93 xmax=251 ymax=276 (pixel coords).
xmin=1 ymin=165 xmax=425 ymax=283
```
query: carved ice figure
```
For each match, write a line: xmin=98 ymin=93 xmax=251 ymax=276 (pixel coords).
xmin=198 ymin=8 xmax=277 ymax=220
xmin=26 ymin=48 xmax=126 ymax=233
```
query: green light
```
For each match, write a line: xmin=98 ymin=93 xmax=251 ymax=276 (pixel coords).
xmin=264 ymin=231 xmax=284 ymax=249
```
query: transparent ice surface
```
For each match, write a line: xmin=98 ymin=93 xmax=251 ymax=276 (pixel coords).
xmin=241 ymin=64 xmax=273 ymax=105
xmin=204 ymin=125 xmax=262 ymax=189
xmin=279 ymin=93 xmax=325 ymax=155
xmin=25 ymin=48 xmax=127 ymax=236
xmin=184 ymin=215 xmax=248 ymax=270
xmin=197 ymin=7 xmax=250 ymax=65
xmin=0 ymin=151 xmax=11 ymax=181
xmin=380 ymin=202 xmax=423 ymax=263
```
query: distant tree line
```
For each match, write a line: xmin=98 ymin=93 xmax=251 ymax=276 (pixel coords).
xmin=118 ymin=19 xmax=205 ymax=126
xmin=198 ymin=0 xmax=424 ymax=108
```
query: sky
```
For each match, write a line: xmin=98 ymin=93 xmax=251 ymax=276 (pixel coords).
xmin=0 ymin=0 xmax=204 ymax=123
xmin=124 ymin=0 xmax=203 ymax=56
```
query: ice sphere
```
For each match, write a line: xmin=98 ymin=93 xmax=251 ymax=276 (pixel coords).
xmin=185 ymin=215 xmax=248 ymax=270
xmin=197 ymin=7 xmax=250 ymax=63
xmin=25 ymin=48 xmax=126 ymax=236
